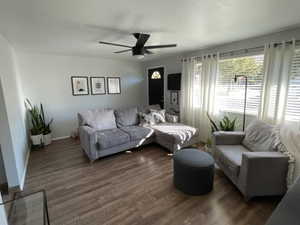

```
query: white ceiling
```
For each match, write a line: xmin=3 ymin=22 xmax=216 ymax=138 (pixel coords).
xmin=1 ymin=0 xmax=300 ymax=61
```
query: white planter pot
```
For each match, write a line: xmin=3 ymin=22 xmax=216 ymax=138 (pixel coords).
xmin=31 ymin=134 xmax=43 ymax=146
xmin=43 ymin=133 xmax=52 ymax=146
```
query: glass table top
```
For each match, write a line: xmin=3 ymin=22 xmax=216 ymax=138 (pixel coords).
xmin=0 ymin=190 xmax=49 ymax=225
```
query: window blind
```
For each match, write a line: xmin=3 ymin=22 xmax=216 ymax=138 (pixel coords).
xmin=286 ymin=49 xmax=300 ymax=121
xmin=215 ymin=55 xmax=264 ymax=115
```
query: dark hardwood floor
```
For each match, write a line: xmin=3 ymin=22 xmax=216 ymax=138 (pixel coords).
xmin=23 ymin=138 xmax=279 ymax=225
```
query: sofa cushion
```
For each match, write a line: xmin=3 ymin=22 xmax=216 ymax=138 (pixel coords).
xmin=215 ymin=145 xmax=249 ymax=178
xmin=120 ymin=126 xmax=154 ymax=141
xmin=242 ymin=120 xmax=276 ymax=152
xmin=95 ymin=128 xmax=130 ymax=150
xmin=150 ymin=109 xmax=166 ymax=123
xmin=78 ymin=109 xmax=116 ymax=131
xmin=138 ymin=112 xmax=157 ymax=126
xmin=151 ymin=123 xmax=198 ymax=145
xmin=114 ymin=107 xmax=139 ymax=127
xmin=165 ymin=113 xmax=179 ymax=123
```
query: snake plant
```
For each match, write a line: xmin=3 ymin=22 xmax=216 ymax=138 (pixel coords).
xmin=219 ymin=116 xmax=237 ymax=131
xmin=207 ymin=113 xmax=237 ymax=132
xmin=25 ymin=99 xmax=43 ymax=135
xmin=25 ymin=99 xmax=53 ymax=135
xmin=40 ymin=103 xmax=53 ymax=135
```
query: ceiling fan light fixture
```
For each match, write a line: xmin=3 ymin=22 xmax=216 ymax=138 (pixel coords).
xmin=132 ymin=46 xmax=145 ymax=59
xmin=134 ymin=54 xmax=145 ymax=59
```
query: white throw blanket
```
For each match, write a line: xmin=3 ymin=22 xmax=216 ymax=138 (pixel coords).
xmin=275 ymin=124 xmax=300 ymax=188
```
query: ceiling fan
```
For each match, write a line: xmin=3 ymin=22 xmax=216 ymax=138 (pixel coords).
xmin=99 ymin=33 xmax=177 ymax=59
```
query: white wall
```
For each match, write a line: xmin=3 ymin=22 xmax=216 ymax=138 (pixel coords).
xmin=143 ymin=27 xmax=300 ymax=127
xmin=185 ymin=27 xmax=300 ymax=58
xmin=0 ymin=78 xmax=19 ymax=187
xmin=16 ymin=52 xmax=147 ymax=138
xmin=144 ymin=27 xmax=300 ymax=77
xmin=0 ymin=34 xmax=29 ymax=188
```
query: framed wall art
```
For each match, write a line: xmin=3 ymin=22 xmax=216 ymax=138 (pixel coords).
xmin=107 ymin=77 xmax=121 ymax=94
xmin=71 ymin=76 xmax=89 ymax=96
xmin=90 ymin=77 xmax=106 ymax=95
xmin=170 ymin=91 xmax=179 ymax=105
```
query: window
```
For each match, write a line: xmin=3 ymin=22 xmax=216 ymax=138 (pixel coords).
xmin=286 ymin=49 xmax=300 ymax=121
xmin=215 ymin=55 xmax=264 ymax=115
xmin=151 ymin=71 xmax=161 ymax=79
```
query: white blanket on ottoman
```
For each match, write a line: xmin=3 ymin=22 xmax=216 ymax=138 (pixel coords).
xmin=151 ymin=123 xmax=199 ymax=144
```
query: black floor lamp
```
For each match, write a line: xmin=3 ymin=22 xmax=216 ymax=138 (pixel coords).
xmin=234 ymin=75 xmax=248 ymax=131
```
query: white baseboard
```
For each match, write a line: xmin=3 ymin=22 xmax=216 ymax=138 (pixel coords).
xmin=52 ymin=136 xmax=70 ymax=141
xmin=19 ymin=149 xmax=30 ymax=191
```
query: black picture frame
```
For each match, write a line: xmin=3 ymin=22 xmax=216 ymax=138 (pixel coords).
xmin=71 ymin=76 xmax=89 ymax=96
xmin=90 ymin=76 xmax=106 ymax=95
xmin=107 ymin=77 xmax=121 ymax=94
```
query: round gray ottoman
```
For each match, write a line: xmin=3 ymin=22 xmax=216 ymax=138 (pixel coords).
xmin=173 ymin=148 xmax=214 ymax=195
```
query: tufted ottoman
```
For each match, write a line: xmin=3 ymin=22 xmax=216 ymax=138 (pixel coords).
xmin=173 ymin=148 xmax=215 ymax=195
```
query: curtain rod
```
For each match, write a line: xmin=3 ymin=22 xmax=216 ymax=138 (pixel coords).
xmin=182 ymin=39 xmax=300 ymax=62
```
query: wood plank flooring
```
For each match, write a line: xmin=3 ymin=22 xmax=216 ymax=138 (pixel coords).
xmin=23 ymin=138 xmax=279 ymax=225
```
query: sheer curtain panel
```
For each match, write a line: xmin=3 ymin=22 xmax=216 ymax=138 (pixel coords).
xmin=180 ymin=54 xmax=219 ymax=142
xmin=259 ymin=41 xmax=295 ymax=124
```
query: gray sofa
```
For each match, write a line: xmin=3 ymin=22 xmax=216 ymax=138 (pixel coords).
xmin=265 ymin=177 xmax=300 ymax=225
xmin=78 ymin=105 xmax=199 ymax=162
xmin=213 ymin=120 xmax=289 ymax=200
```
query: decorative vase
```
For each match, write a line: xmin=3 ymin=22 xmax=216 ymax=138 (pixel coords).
xmin=31 ymin=134 xmax=43 ymax=146
xmin=43 ymin=133 xmax=52 ymax=146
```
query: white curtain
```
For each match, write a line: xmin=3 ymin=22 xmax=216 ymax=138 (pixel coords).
xmin=180 ymin=54 xmax=219 ymax=142
xmin=180 ymin=58 xmax=199 ymax=126
xmin=259 ymin=41 xmax=295 ymax=124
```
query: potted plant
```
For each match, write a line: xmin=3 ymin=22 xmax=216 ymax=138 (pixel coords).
xmin=219 ymin=116 xmax=237 ymax=131
xmin=40 ymin=103 xmax=53 ymax=145
xmin=205 ymin=113 xmax=237 ymax=153
xmin=25 ymin=99 xmax=44 ymax=146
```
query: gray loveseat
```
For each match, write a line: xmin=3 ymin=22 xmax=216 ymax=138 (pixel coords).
xmin=213 ymin=120 xmax=289 ymax=200
xmin=78 ymin=105 xmax=199 ymax=162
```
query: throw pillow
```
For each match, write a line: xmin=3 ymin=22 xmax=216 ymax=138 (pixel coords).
xmin=242 ymin=119 xmax=276 ymax=152
xmin=150 ymin=109 xmax=166 ymax=123
xmin=114 ymin=107 xmax=139 ymax=127
xmin=273 ymin=125 xmax=295 ymax=188
xmin=79 ymin=109 xmax=117 ymax=131
xmin=166 ymin=113 xmax=179 ymax=123
xmin=138 ymin=112 xmax=156 ymax=126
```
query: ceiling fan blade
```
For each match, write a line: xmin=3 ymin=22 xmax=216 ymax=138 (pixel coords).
xmin=114 ymin=49 xmax=132 ymax=54
xmin=135 ymin=33 xmax=150 ymax=47
xmin=145 ymin=49 xmax=154 ymax=54
xmin=145 ymin=44 xmax=177 ymax=49
xmin=99 ymin=41 xmax=132 ymax=48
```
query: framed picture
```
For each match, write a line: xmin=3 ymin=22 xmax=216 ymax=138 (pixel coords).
xmin=90 ymin=77 xmax=106 ymax=95
xmin=107 ymin=77 xmax=121 ymax=94
xmin=71 ymin=76 xmax=89 ymax=96
xmin=170 ymin=91 xmax=178 ymax=105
